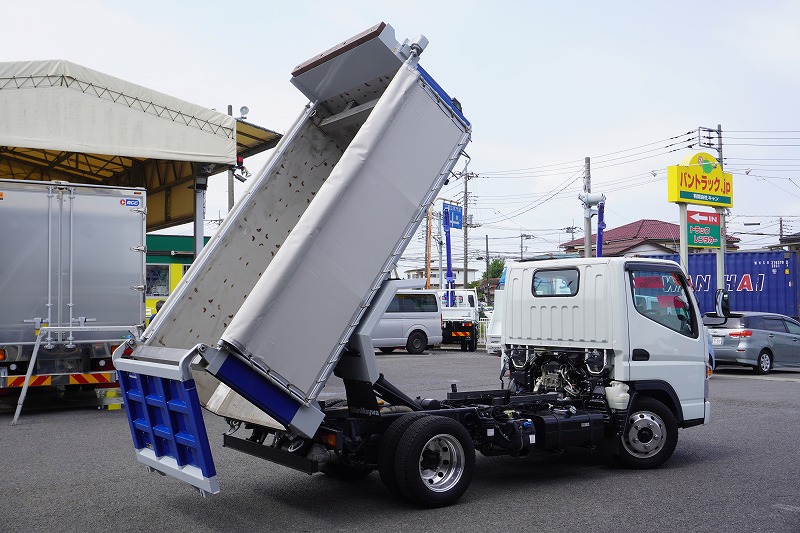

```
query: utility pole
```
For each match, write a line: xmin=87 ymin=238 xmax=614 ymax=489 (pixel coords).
xmin=699 ymin=124 xmax=726 ymax=291
xmin=520 ymin=234 xmax=534 ymax=260
xmin=425 ymin=207 xmax=432 ymax=288
xmin=438 ymin=214 xmax=444 ymax=289
xmin=583 ymin=157 xmax=592 ymax=257
xmin=463 ymin=171 xmax=470 ymax=288
xmin=485 ymin=235 xmax=490 ymax=281
xmin=579 ymin=157 xmax=605 ymax=259
xmin=716 ymin=124 xmax=726 ymax=293
xmin=485 ymin=234 xmax=490 ymax=304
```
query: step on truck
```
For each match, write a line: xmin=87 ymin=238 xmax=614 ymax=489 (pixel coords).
xmin=114 ymin=23 xmax=713 ymax=508
xmin=0 ymin=180 xmax=145 ymax=393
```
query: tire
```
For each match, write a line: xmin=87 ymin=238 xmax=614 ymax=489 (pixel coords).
xmin=754 ymin=350 xmax=772 ymax=375
xmin=378 ymin=413 xmax=430 ymax=497
xmin=379 ymin=347 xmax=396 ymax=354
xmin=467 ymin=329 xmax=478 ymax=352
xmin=394 ymin=415 xmax=475 ymax=508
xmin=322 ymin=462 xmax=373 ymax=480
xmin=615 ymin=397 xmax=678 ymax=469
xmin=406 ymin=331 xmax=427 ymax=355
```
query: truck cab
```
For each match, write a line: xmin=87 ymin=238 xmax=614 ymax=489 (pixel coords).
xmin=502 ymin=257 xmax=711 ymax=450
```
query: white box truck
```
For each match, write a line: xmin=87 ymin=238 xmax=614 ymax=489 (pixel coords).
xmin=112 ymin=23 xmax=714 ymax=509
xmin=0 ymin=180 xmax=145 ymax=391
xmin=439 ymin=288 xmax=480 ymax=351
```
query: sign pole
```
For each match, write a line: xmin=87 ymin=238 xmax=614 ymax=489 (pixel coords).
xmin=679 ymin=203 xmax=689 ymax=274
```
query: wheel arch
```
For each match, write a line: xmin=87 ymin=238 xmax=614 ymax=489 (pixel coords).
xmin=628 ymin=380 xmax=684 ymax=425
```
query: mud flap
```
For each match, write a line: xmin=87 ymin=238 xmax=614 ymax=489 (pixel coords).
xmin=114 ymin=345 xmax=219 ymax=496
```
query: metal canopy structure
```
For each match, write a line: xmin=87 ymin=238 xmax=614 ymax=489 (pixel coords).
xmin=0 ymin=60 xmax=281 ymax=231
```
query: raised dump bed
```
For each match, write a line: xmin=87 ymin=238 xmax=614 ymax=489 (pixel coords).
xmin=114 ymin=22 xmax=471 ymax=495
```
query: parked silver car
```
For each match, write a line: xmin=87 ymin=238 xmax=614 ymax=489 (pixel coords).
xmin=703 ymin=311 xmax=800 ymax=374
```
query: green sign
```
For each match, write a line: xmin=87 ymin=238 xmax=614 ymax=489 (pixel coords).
xmin=687 ymin=210 xmax=721 ymax=248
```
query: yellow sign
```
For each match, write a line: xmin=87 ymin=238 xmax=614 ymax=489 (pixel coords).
xmin=667 ymin=152 xmax=733 ymax=208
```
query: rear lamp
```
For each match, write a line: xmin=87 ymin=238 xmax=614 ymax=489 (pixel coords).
xmin=0 ymin=349 xmax=5 ymax=361
xmin=729 ymin=330 xmax=753 ymax=338
xmin=318 ymin=432 xmax=337 ymax=448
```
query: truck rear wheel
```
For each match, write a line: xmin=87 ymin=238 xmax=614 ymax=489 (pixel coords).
xmin=394 ymin=415 xmax=475 ymax=508
xmin=616 ymin=397 xmax=678 ymax=469
xmin=378 ymin=413 xmax=430 ymax=496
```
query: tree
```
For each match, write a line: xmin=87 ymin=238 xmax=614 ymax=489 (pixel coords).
xmin=482 ymin=258 xmax=505 ymax=280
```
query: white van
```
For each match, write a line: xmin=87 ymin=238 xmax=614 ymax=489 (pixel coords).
xmin=371 ymin=290 xmax=443 ymax=354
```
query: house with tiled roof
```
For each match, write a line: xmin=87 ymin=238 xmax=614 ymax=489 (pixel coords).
xmin=778 ymin=231 xmax=800 ymax=251
xmin=560 ymin=219 xmax=740 ymax=257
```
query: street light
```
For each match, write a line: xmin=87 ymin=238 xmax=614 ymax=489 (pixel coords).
xmin=520 ymin=233 xmax=534 ymax=260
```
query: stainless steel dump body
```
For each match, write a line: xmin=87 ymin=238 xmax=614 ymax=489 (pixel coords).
xmin=114 ymin=22 xmax=470 ymax=495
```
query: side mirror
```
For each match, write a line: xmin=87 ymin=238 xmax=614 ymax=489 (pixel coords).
xmin=715 ymin=289 xmax=730 ymax=317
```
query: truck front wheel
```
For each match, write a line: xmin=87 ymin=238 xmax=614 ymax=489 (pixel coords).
xmin=616 ymin=397 xmax=678 ymax=469
xmin=394 ymin=415 xmax=475 ymax=508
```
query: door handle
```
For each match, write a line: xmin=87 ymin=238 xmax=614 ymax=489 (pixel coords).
xmin=632 ymin=349 xmax=650 ymax=361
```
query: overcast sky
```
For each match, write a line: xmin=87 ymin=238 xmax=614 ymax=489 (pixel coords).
xmin=4 ymin=0 xmax=799 ymax=278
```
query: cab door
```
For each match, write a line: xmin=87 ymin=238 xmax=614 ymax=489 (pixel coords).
xmin=625 ymin=262 xmax=706 ymax=422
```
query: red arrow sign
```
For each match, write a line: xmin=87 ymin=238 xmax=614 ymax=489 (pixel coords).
xmin=688 ymin=210 xmax=720 ymax=225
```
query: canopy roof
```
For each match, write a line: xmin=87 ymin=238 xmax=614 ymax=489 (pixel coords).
xmin=0 ymin=60 xmax=281 ymax=230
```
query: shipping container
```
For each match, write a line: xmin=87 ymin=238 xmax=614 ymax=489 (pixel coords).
xmin=651 ymin=251 xmax=799 ymax=318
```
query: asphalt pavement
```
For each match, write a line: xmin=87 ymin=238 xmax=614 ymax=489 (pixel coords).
xmin=1 ymin=349 xmax=798 ymax=533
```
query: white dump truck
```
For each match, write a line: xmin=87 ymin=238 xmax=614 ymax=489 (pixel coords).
xmin=113 ymin=23 xmax=713 ymax=509
xmin=0 ymin=180 xmax=145 ymax=391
